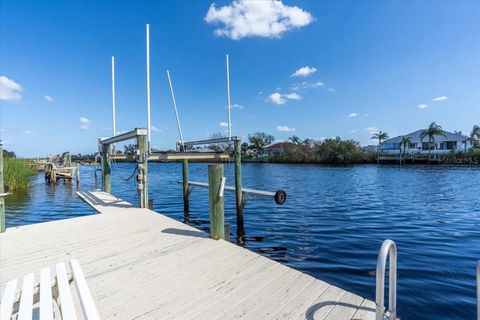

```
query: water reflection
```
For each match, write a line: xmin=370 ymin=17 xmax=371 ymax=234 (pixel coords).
xmin=4 ymin=163 xmax=480 ymax=320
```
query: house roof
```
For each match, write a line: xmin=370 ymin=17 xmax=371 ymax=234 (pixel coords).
xmin=264 ymin=142 xmax=295 ymax=150
xmin=384 ymin=129 xmax=469 ymax=143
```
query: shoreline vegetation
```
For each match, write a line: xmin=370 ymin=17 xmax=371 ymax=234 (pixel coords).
xmin=16 ymin=123 xmax=480 ymax=167
xmin=3 ymin=152 xmax=35 ymax=191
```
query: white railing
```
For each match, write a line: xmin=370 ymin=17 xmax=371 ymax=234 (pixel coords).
xmin=477 ymin=260 xmax=479 ymax=320
xmin=376 ymin=239 xmax=398 ymax=320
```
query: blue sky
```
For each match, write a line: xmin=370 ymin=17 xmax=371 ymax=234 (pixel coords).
xmin=1 ymin=0 xmax=479 ymax=157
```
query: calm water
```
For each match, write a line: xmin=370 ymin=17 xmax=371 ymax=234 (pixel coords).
xmin=5 ymin=163 xmax=480 ymax=319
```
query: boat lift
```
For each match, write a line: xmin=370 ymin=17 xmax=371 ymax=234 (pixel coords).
xmin=98 ymin=24 xmax=286 ymax=244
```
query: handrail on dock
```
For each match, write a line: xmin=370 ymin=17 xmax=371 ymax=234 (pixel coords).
xmin=477 ymin=260 xmax=479 ymax=320
xmin=376 ymin=239 xmax=398 ymax=320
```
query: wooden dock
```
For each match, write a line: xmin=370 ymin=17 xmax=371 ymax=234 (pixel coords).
xmin=0 ymin=191 xmax=376 ymax=319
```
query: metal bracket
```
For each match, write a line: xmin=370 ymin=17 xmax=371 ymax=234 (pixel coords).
xmin=219 ymin=177 xmax=226 ymax=197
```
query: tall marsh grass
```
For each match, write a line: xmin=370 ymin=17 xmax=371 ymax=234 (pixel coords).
xmin=3 ymin=157 xmax=34 ymax=191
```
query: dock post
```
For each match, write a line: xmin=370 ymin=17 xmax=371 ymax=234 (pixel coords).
xmin=51 ymin=165 xmax=57 ymax=184
xmin=0 ymin=142 xmax=5 ymax=233
xmin=75 ymin=162 xmax=80 ymax=184
xmin=137 ymin=134 xmax=148 ymax=208
xmin=208 ymin=164 xmax=225 ymax=240
xmin=234 ymin=138 xmax=245 ymax=244
xmin=182 ymin=159 xmax=190 ymax=221
xmin=101 ymin=144 xmax=111 ymax=193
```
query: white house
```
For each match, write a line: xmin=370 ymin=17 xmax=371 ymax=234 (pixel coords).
xmin=381 ymin=129 xmax=472 ymax=154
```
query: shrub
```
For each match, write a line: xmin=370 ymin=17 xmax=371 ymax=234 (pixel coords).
xmin=3 ymin=157 xmax=34 ymax=191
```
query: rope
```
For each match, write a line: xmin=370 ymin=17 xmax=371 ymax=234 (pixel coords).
xmin=111 ymin=157 xmax=138 ymax=182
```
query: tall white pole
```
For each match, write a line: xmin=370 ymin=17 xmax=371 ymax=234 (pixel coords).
xmin=226 ymin=53 xmax=232 ymax=141
xmin=166 ymin=70 xmax=185 ymax=150
xmin=146 ymin=23 xmax=151 ymax=150
xmin=111 ymin=56 xmax=116 ymax=137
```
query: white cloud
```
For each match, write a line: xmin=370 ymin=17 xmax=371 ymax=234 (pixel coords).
xmin=269 ymin=92 xmax=287 ymax=105
xmin=44 ymin=95 xmax=53 ymax=102
xmin=349 ymin=129 xmax=359 ymax=134
xmin=291 ymin=81 xmax=324 ymax=91
xmin=219 ymin=122 xmax=232 ymax=128
xmin=366 ymin=127 xmax=379 ymax=134
xmin=292 ymin=66 xmax=316 ymax=77
xmin=432 ymin=96 xmax=447 ymax=102
xmin=21 ymin=130 xmax=34 ymax=135
xmin=284 ymin=93 xmax=301 ymax=100
xmin=268 ymin=92 xmax=301 ymax=105
xmin=151 ymin=125 xmax=161 ymax=132
xmin=79 ymin=117 xmax=91 ymax=129
xmin=205 ymin=0 xmax=313 ymax=40
xmin=277 ymin=125 xmax=296 ymax=132
xmin=0 ymin=76 xmax=23 ymax=101
xmin=417 ymin=104 xmax=429 ymax=109
xmin=348 ymin=113 xmax=358 ymax=118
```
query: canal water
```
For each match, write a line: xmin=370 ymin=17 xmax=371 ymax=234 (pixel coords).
xmin=5 ymin=163 xmax=480 ymax=319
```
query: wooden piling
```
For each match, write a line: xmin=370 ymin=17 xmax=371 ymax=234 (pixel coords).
xmin=101 ymin=144 xmax=111 ymax=193
xmin=208 ymin=164 xmax=224 ymax=240
xmin=75 ymin=162 xmax=80 ymax=184
xmin=0 ymin=143 xmax=5 ymax=233
xmin=182 ymin=159 xmax=190 ymax=221
xmin=137 ymin=135 xmax=148 ymax=208
xmin=234 ymin=138 xmax=245 ymax=244
xmin=51 ymin=165 xmax=57 ymax=184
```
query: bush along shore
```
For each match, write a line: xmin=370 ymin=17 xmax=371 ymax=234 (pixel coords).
xmin=3 ymin=156 xmax=35 ymax=191
xmin=262 ymin=139 xmax=375 ymax=165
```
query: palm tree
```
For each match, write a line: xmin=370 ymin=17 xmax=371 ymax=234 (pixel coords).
xmin=420 ymin=122 xmax=447 ymax=163
xmin=371 ymin=131 xmax=389 ymax=163
xmin=399 ymin=136 xmax=412 ymax=164
xmin=288 ymin=135 xmax=301 ymax=145
xmin=470 ymin=125 xmax=480 ymax=149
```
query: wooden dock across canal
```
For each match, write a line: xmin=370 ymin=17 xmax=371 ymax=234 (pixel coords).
xmin=0 ymin=191 xmax=376 ymax=320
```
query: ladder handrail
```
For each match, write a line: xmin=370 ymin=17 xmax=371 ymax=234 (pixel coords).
xmin=376 ymin=239 xmax=397 ymax=320
xmin=477 ymin=260 xmax=479 ymax=320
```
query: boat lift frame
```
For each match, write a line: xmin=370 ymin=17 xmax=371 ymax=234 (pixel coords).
xmin=99 ymin=128 xmax=149 ymax=208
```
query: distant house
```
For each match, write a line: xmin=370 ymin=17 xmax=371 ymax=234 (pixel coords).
xmin=381 ymin=129 xmax=472 ymax=154
xmin=261 ymin=142 xmax=295 ymax=157
xmin=362 ymin=145 xmax=378 ymax=153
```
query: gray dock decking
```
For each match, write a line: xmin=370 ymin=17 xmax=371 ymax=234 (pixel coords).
xmin=0 ymin=191 xmax=376 ymax=319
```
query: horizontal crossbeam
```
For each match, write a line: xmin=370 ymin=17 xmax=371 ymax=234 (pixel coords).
xmin=100 ymin=128 xmax=147 ymax=145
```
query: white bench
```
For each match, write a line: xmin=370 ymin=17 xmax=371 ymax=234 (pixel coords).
xmin=1 ymin=260 xmax=100 ymax=319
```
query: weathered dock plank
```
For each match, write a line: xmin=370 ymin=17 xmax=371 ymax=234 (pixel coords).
xmin=0 ymin=191 xmax=375 ymax=319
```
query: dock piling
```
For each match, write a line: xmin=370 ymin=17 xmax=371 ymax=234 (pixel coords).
xmin=75 ymin=162 xmax=80 ymax=184
xmin=182 ymin=159 xmax=190 ymax=221
xmin=234 ymin=138 xmax=245 ymax=244
xmin=208 ymin=164 xmax=225 ymax=240
xmin=101 ymin=144 xmax=111 ymax=193
xmin=137 ymin=134 xmax=148 ymax=208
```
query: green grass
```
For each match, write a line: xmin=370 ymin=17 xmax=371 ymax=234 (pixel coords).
xmin=3 ymin=157 xmax=34 ymax=191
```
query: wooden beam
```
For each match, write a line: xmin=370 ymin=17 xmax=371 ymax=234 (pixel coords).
xmin=100 ymin=128 xmax=147 ymax=145
xmin=208 ymin=165 xmax=224 ymax=240
xmin=182 ymin=159 xmax=189 ymax=221
xmin=101 ymin=144 xmax=111 ymax=193
xmin=234 ymin=139 xmax=244 ymax=244
xmin=110 ymin=152 xmax=232 ymax=162
xmin=181 ymin=136 xmax=239 ymax=147
xmin=137 ymin=134 xmax=148 ymax=208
